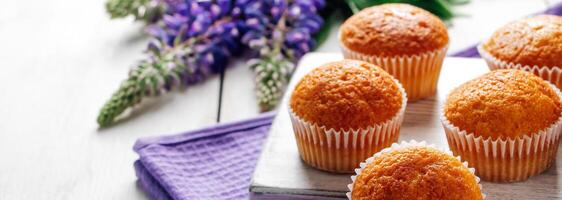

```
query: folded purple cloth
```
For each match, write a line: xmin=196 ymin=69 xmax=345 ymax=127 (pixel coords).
xmin=134 ymin=113 xmax=275 ymax=200
xmin=134 ymin=4 xmax=562 ymax=200
xmin=450 ymin=1 xmax=562 ymax=57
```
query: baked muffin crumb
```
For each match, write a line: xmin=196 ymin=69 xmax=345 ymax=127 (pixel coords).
xmin=483 ymin=15 xmax=562 ymax=67
xmin=351 ymin=146 xmax=482 ymax=200
xmin=445 ymin=69 xmax=561 ymax=138
xmin=340 ymin=3 xmax=449 ymax=56
xmin=290 ymin=59 xmax=403 ymax=130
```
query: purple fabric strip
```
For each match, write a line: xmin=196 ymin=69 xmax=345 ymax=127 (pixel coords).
xmin=134 ymin=3 xmax=562 ymax=200
xmin=545 ymin=1 xmax=562 ymax=15
xmin=450 ymin=1 xmax=562 ymax=57
xmin=133 ymin=112 xmax=275 ymax=152
xmin=134 ymin=112 xmax=275 ymax=200
xmin=135 ymin=161 xmax=172 ymax=200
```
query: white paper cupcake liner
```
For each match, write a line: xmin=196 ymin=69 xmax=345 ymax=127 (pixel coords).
xmin=478 ymin=44 xmax=562 ymax=89
xmin=346 ymin=140 xmax=484 ymax=199
xmin=441 ymin=82 xmax=562 ymax=182
xmin=341 ymin=44 xmax=448 ymax=102
xmin=289 ymin=77 xmax=407 ymax=173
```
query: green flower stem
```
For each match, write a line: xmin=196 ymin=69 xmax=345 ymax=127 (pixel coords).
xmin=343 ymin=0 xmax=459 ymax=20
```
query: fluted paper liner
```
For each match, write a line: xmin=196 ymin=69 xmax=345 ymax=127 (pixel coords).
xmin=340 ymin=44 xmax=448 ymax=102
xmin=478 ymin=44 xmax=562 ymax=90
xmin=288 ymin=77 xmax=407 ymax=173
xmin=346 ymin=140 xmax=484 ymax=199
xmin=441 ymin=82 xmax=562 ymax=182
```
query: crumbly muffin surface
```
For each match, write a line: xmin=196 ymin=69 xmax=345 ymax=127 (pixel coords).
xmin=340 ymin=3 xmax=449 ymax=56
xmin=351 ymin=146 xmax=482 ymax=200
xmin=483 ymin=15 xmax=562 ymax=67
xmin=290 ymin=59 xmax=403 ymax=130
xmin=445 ymin=69 xmax=561 ymax=138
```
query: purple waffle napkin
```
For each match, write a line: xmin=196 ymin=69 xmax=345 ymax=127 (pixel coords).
xmin=451 ymin=1 xmax=562 ymax=57
xmin=134 ymin=112 xmax=275 ymax=200
xmin=133 ymin=3 xmax=562 ymax=200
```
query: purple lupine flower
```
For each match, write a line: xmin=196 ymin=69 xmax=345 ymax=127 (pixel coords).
xmin=97 ymin=0 xmax=246 ymax=126
xmin=240 ymin=0 xmax=324 ymax=60
xmin=143 ymin=0 xmax=244 ymax=83
xmin=238 ymin=0 xmax=325 ymax=111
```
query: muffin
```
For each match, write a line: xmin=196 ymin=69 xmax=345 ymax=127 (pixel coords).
xmin=442 ymin=69 xmax=562 ymax=182
xmin=339 ymin=3 xmax=449 ymax=101
xmin=479 ymin=15 xmax=562 ymax=89
xmin=348 ymin=141 xmax=483 ymax=200
xmin=289 ymin=59 xmax=407 ymax=173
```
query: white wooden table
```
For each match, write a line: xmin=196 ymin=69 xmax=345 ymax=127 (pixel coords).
xmin=0 ymin=0 xmax=558 ymax=199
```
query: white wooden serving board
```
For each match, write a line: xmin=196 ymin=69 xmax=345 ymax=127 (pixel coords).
xmin=250 ymin=53 xmax=562 ymax=200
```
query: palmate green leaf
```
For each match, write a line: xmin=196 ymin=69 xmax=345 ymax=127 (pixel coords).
xmin=343 ymin=0 xmax=468 ymax=20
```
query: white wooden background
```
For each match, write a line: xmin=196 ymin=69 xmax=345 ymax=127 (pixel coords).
xmin=0 ymin=0 xmax=559 ymax=199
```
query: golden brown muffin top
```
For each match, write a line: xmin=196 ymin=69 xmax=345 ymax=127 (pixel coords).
xmin=290 ymin=59 xmax=403 ymax=130
xmin=340 ymin=3 xmax=449 ymax=57
xmin=483 ymin=15 xmax=562 ymax=67
xmin=445 ymin=69 xmax=561 ymax=139
xmin=351 ymin=146 xmax=482 ymax=200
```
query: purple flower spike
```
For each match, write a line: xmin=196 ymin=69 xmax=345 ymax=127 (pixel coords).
xmin=210 ymin=4 xmax=221 ymax=18
xmin=239 ymin=0 xmax=325 ymax=111
xmin=163 ymin=14 xmax=188 ymax=30
xmin=147 ymin=40 xmax=163 ymax=55
xmin=288 ymin=5 xmax=301 ymax=18
xmin=285 ymin=30 xmax=306 ymax=43
xmin=217 ymin=0 xmax=231 ymax=15
xmin=99 ymin=0 xmax=326 ymax=125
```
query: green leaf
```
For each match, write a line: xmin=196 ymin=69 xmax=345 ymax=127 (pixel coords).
xmin=342 ymin=0 xmax=461 ymax=20
xmin=447 ymin=0 xmax=470 ymax=5
xmin=314 ymin=10 xmax=340 ymax=50
xmin=344 ymin=0 xmax=362 ymax=13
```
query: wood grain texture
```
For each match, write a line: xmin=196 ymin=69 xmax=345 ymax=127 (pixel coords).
xmin=220 ymin=57 xmax=260 ymax=122
xmin=251 ymin=53 xmax=562 ymax=200
xmin=0 ymin=0 xmax=219 ymax=199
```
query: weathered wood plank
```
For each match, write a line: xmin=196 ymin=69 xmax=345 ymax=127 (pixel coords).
xmin=0 ymin=0 xmax=219 ymax=199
